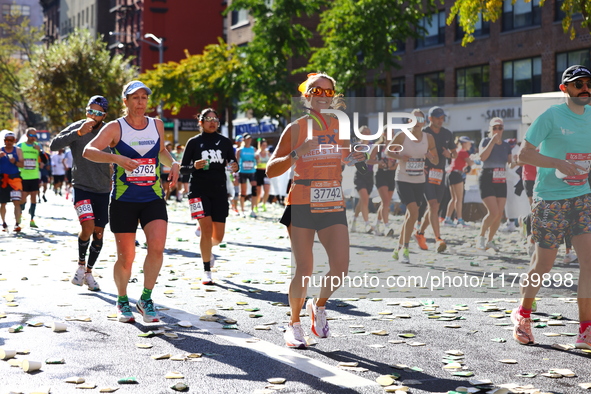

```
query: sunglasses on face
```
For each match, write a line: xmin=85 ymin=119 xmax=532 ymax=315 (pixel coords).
xmin=4 ymin=138 xmax=15 ymax=142
xmin=307 ymin=86 xmax=335 ymax=97
xmin=87 ymin=109 xmax=106 ymax=117
xmin=492 ymin=125 xmax=504 ymax=130
xmin=571 ymin=80 xmax=591 ymax=89
xmin=415 ymin=116 xmax=425 ymax=123
xmin=28 ymin=134 xmax=37 ymax=138
xmin=203 ymin=117 xmax=219 ymax=123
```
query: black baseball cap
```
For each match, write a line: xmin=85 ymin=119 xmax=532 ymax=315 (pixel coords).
xmin=562 ymin=65 xmax=591 ymax=84
xmin=87 ymin=95 xmax=109 ymax=112
xmin=428 ymin=106 xmax=446 ymax=118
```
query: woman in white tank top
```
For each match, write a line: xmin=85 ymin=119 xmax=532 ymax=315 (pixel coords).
xmin=386 ymin=109 xmax=438 ymax=264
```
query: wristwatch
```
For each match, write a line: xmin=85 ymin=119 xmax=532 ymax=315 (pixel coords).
xmin=290 ymin=150 xmax=299 ymax=160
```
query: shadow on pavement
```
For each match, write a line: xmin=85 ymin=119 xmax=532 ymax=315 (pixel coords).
xmin=311 ymin=347 xmax=485 ymax=392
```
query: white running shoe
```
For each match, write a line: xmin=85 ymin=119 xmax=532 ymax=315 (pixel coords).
xmin=562 ymin=251 xmax=578 ymax=264
xmin=500 ymin=221 xmax=517 ymax=233
xmin=486 ymin=240 xmax=500 ymax=252
xmin=117 ymin=301 xmax=135 ymax=323
xmin=374 ymin=221 xmax=384 ymax=236
xmin=284 ymin=322 xmax=307 ymax=348
xmin=385 ymin=225 xmax=395 ymax=237
xmin=71 ymin=265 xmax=85 ymax=286
xmin=306 ymin=298 xmax=330 ymax=338
xmin=136 ymin=298 xmax=160 ymax=323
xmin=443 ymin=218 xmax=456 ymax=227
xmin=350 ymin=219 xmax=358 ymax=233
xmin=398 ymin=248 xmax=410 ymax=264
xmin=202 ymin=271 xmax=214 ymax=285
xmin=476 ymin=236 xmax=487 ymax=250
xmin=83 ymin=272 xmax=100 ymax=291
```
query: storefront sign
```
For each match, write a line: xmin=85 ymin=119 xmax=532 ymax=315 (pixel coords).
xmin=485 ymin=107 xmax=521 ymax=119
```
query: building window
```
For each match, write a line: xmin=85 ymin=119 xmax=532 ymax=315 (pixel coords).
xmin=503 ymin=57 xmax=542 ymax=97
xmin=502 ymin=0 xmax=541 ymax=31
xmin=456 ymin=65 xmax=489 ymax=97
xmin=556 ymin=49 xmax=591 ymax=87
xmin=416 ymin=71 xmax=444 ymax=105
xmin=2 ymin=4 xmax=30 ymax=17
xmin=393 ymin=39 xmax=405 ymax=54
xmin=375 ymin=85 xmax=385 ymax=112
xmin=416 ymin=11 xmax=445 ymax=49
xmin=455 ymin=14 xmax=489 ymax=41
xmin=231 ymin=9 xmax=249 ymax=27
xmin=391 ymin=78 xmax=405 ymax=108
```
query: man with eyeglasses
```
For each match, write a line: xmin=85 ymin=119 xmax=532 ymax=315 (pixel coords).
xmin=1 ymin=131 xmax=24 ymax=232
xmin=513 ymin=65 xmax=591 ymax=350
xmin=50 ymin=95 xmax=111 ymax=291
xmin=415 ymin=106 xmax=457 ymax=254
xmin=18 ymin=127 xmax=45 ymax=229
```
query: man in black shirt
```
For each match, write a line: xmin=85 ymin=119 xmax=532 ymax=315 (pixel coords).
xmin=415 ymin=106 xmax=457 ymax=253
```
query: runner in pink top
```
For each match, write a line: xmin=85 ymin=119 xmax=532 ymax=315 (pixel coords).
xmin=443 ymin=136 xmax=474 ymax=227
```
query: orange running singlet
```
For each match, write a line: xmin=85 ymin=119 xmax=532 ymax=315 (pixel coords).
xmin=287 ymin=116 xmax=348 ymax=212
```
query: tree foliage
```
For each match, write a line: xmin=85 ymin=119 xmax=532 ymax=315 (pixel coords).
xmin=0 ymin=14 xmax=43 ymax=129
xmin=450 ymin=0 xmax=591 ymax=46
xmin=23 ymin=29 xmax=137 ymax=130
xmin=140 ymin=37 xmax=243 ymax=122
xmin=308 ymin=0 xmax=440 ymax=94
xmin=227 ymin=0 xmax=325 ymax=121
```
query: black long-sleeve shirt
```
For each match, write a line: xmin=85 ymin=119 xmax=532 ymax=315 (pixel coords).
xmin=180 ymin=131 xmax=236 ymax=188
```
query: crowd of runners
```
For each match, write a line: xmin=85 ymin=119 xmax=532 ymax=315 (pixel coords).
xmin=1 ymin=65 xmax=590 ymax=351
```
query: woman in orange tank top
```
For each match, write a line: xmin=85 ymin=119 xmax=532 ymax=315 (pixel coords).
xmin=266 ymin=73 xmax=366 ymax=349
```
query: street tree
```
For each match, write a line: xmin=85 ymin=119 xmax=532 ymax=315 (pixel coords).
xmin=0 ymin=14 xmax=43 ymax=130
xmin=23 ymin=29 xmax=137 ymax=130
xmin=140 ymin=38 xmax=243 ymax=133
xmin=450 ymin=0 xmax=591 ymax=46
xmin=227 ymin=0 xmax=325 ymax=122
xmin=307 ymin=0 xmax=440 ymax=95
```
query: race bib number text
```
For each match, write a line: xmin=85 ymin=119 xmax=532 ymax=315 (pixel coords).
xmin=125 ymin=158 xmax=157 ymax=186
xmin=242 ymin=161 xmax=255 ymax=171
xmin=428 ymin=168 xmax=443 ymax=185
xmin=492 ymin=167 xmax=506 ymax=183
xmin=406 ymin=158 xmax=425 ymax=176
xmin=560 ymin=153 xmax=591 ymax=186
xmin=310 ymin=180 xmax=344 ymax=213
xmin=189 ymin=197 xmax=205 ymax=220
xmin=75 ymin=199 xmax=95 ymax=223
xmin=23 ymin=158 xmax=36 ymax=170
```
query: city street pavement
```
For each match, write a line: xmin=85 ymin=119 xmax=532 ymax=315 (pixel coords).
xmin=0 ymin=192 xmax=590 ymax=394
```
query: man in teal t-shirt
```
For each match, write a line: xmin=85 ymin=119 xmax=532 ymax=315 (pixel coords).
xmin=513 ymin=65 xmax=591 ymax=350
